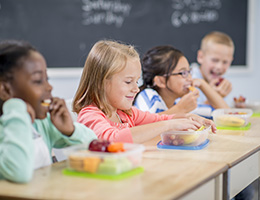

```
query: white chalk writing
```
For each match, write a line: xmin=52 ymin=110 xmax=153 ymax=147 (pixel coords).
xmin=81 ymin=0 xmax=132 ymax=28
xmin=171 ymin=0 xmax=221 ymax=27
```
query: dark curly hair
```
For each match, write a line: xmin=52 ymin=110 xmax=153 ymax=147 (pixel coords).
xmin=0 ymin=40 xmax=36 ymax=82
xmin=0 ymin=40 xmax=36 ymax=115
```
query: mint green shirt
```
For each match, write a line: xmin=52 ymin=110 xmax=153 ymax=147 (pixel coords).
xmin=0 ymin=98 xmax=97 ymax=183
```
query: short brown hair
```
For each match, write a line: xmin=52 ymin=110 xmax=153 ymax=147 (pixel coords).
xmin=72 ymin=40 xmax=139 ymax=116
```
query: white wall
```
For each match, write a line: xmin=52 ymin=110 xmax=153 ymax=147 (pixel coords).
xmin=48 ymin=1 xmax=260 ymax=106
xmin=224 ymin=0 xmax=260 ymax=105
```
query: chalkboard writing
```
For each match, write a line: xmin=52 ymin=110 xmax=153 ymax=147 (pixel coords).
xmin=82 ymin=0 xmax=132 ymax=27
xmin=0 ymin=0 xmax=248 ymax=68
xmin=171 ymin=0 xmax=221 ymax=27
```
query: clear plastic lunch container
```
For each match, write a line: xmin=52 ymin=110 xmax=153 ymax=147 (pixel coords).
xmin=244 ymin=101 xmax=260 ymax=113
xmin=212 ymin=108 xmax=253 ymax=127
xmin=160 ymin=126 xmax=210 ymax=147
xmin=63 ymin=143 xmax=145 ymax=175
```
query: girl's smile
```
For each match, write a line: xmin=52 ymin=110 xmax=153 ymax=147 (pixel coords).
xmin=10 ymin=51 xmax=53 ymax=119
xmin=105 ymin=58 xmax=141 ymax=112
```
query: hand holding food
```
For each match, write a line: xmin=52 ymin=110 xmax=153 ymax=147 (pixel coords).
xmin=49 ymin=97 xmax=74 ymax=136
xmin=176 ymin=91 xmax=198 ymax=113
xmin=211 ymin=78 xmax=232 ymax=97
xmin=189 ymin=86 xmax=196 ymax=92
xmin=161 ymin=125 xmax=208 ymax=146
xmin=215 ymin=77 xmax=224 ymax=86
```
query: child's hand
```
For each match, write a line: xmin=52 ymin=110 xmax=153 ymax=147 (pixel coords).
xmin=210 ymin=78 xmax=232 ymax=98
xmin=26 ymin=102 xmax=35 ymax=123
xmin=168 ymin=118 xmax=201 ymax=131
xmin=185 ymin=113 xmax=217 ymax=133
xmin=215 ymin=79 xmax=232 ymax=97
xmin=49 ymin=97 xmax=74 ymax=136
xmin=176 ymin=91 xmax=199 ymax=113
xmin=192 ymin=78 xmax=203 ymax=88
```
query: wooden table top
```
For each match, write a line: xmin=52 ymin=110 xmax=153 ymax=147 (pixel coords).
xmin=1 ymin=117 xmax=259 ymax=200
xmin=143 ymin=117 xmax=260 ymax=167
xmin=0 ymin=158 xmax=227 ymax=200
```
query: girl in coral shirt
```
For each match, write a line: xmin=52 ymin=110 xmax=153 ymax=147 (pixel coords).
xmin=73 ymin=40 xmax=216 ymax=143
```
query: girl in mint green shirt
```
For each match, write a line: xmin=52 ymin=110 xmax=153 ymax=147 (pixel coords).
xmin=0 ymin=40 xmax=97 ymax=183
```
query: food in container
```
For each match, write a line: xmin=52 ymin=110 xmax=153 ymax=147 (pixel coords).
xmin=160 ymin=126 xmax=210 ymax=146
xmin=63 ymin=140 xmax=145 ymax=175
xmin=212 ymin=108 xmax=253 ymax=127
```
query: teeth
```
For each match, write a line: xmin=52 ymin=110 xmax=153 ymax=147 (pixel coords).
xmin=41 ymin=99 xmax=51 ymax=107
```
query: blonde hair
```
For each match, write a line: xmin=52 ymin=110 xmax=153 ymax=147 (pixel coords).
xmin=200 ymin=31 xmax=235 ymax=53
xmin=73 ymin=40 xmax=140 ymax=116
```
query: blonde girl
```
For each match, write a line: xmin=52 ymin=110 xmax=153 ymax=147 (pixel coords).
xmin=73 ymin=40 xmax=216 ymax=143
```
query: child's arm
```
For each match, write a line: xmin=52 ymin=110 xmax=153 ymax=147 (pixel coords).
xmin=193 ymin=79 xmax=229 ymax=109
xmin=130 ymin=118 xmax=201 ymax=143
xmin=0 ymin=99 xmax=34 ymax=183
xmin=132 ymin=108 xmax=216 ymax=143
xmin=41 ymin=97 xmax=97 ymax=149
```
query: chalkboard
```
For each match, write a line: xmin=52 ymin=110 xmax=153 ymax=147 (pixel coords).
xmin=0 ymin=0 xmax=248 ymax=68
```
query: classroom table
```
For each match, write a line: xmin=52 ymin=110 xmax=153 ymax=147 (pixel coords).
xmin=0 ymin=117 xmax=260 ymax=200
xmin=143 ymin=117 xmax=260 ymax=199
xmin=0 ymin=158 xmax=227 ymax=200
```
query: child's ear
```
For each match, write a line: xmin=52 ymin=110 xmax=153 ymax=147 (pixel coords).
xmin=153 ymin=76 xmax=166 ymax=88
xmin=0 ymin=81 xmax=13 ymax=101
xmin=197 ymin=50 xmax=204 ymax=65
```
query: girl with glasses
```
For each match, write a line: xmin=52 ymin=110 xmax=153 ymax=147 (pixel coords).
xmin=134 ymin=45 xmax=229 ymax=116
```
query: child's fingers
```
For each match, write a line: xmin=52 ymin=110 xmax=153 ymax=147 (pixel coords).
xmin=184 ymin=121 xmax=201 ymax=131
xmin=211 ymin=125 xmax=217 ymax=134
xmin=184 ymin=117 xmax=201 ymax=128
xmin=55 ymin=105 xmax=68 ymax=117
xmin=49 ymin=98 xmax=65 ymax=115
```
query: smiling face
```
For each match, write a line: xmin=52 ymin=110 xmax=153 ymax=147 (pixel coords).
xmin=9 ymin=51 xmax=53 ymax=119
xmin=105 ymin=58 xmax=141 ymax=112
xmin=197 ymin=43 xmax=233 ymax=82
xmin=165 ymin=56 xmax=192 ymax=97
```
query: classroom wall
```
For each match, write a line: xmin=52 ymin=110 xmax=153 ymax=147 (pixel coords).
xmin=48 ymin=0 xmax=260 ymax=106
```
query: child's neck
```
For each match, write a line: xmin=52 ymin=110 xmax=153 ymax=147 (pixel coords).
xmin=158 ymin=89 xmax=177 ymax=109
xmin=109 ymin=111 xmax=122 ymax=124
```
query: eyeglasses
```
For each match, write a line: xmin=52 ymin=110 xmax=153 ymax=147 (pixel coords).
xmin=164 ymin=70 xmax=192 ymax=78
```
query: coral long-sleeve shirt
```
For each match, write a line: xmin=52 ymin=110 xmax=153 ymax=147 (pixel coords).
xmin=77 ymin=104 xmax=173 ymax=143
